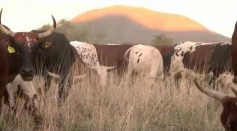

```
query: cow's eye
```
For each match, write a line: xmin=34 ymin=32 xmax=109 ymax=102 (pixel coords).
xmin=39 ymin=41 xmax=53 ymax=49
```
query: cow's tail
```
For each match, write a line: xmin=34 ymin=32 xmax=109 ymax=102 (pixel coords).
xmin=124 ymin=45 xmax=137 ymax=61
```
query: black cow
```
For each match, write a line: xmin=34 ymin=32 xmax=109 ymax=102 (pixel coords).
xmin=155 ymin=45 xmax=174 ymax=76
xmin=31 ymin=31 xmax=77 ymax=99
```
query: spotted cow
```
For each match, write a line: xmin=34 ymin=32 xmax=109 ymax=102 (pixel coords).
xmin=70 ymin=41 xmax=115 ymax=86
xmin=125 ymin=44 xmax=164 ymax=79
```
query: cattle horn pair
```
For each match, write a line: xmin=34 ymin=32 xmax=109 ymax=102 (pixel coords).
xmin=0 ymin=8 xmax=56 ymax=38
xmin=193 ymin=78 xmax=226 ymax=101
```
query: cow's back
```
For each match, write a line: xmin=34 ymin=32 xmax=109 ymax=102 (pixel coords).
xmin=183 ymin=43 xmax=232 ymax=76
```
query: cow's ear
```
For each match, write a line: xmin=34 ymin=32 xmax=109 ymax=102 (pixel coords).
xmin=39 ymin=41 xmax=53 ymax=49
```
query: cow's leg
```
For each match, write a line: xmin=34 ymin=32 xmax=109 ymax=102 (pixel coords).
xmin=126 ymin=61 xmax=133 ymax=81
xmin=6 ymin=83 xmax=16 ymax=111
xmin=44 ymin=73 xmax=53 ymax=93
xmin=58 ymin=69 xmax=72 ymax=100
xmin=0 ymin=75 xmax=7 ymax=113
xmin=58 ymin=76 xmax=66 ymax=100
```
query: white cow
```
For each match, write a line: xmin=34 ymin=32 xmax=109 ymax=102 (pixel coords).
xmin=4 ymin=74 xmax=39 ymax=113
xmin=125 ymin=44 xmax=164 ymax=79
xmin=70 ymin=41 xmax=115 ymax=86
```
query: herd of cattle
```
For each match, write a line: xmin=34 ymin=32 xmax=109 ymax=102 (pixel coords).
xmin=0 ymin=9 xmax=237 ymax=130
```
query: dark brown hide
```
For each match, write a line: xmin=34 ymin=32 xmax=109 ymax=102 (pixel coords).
xmin=183 ymin=44 xmax=232 ymax=77
xmin=94 ymin=44 xmax=132 ymax=73
xmin=221 ymin=97 xmax=237 ymax=131
xmin=232 ymin=22 xmax=237 ymax=83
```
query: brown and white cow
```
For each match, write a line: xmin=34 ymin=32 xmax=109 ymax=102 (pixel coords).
xmin=170 ymin=41 xmax=232 ymax=87
xmin=124 ymin=44 xmax=164 ymax=79
xmin=194 ymin=78 xmax=237 ymax=131
xmin=0 ymin=8 xmax=55 ymax=119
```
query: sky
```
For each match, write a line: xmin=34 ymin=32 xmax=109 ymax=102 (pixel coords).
xmin=0 ymin=0 xmax=236 ymax=38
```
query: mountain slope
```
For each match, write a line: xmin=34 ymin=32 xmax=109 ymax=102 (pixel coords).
xmin=71 ymin=5 xmax=230 ymax=44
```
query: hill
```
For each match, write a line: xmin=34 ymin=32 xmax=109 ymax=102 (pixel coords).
xmin=71 ymin=5 xmax=230 ymax=44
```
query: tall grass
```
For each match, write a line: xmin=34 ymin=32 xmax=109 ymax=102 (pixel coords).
xmin=0 ymin=70 xmax=227 ymax=131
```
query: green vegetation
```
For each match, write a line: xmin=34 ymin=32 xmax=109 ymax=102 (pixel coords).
xmin=39 ymin=19 xmax=107 ymax=44
xmin=150 ymin=34 xmax=174 ymax=46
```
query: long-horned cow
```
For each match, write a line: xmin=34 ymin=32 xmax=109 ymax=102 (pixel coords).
xmin=31 ymin=31 xmax=77 ymax=99
xmin=0 ymin=9 xmax=56 ymax=119
xmin=194 ymin=79 xmax=237 ymax=131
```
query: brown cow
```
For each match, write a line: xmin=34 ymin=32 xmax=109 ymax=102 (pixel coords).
xmin=194 ymin=78 xmax=237 ymax=131
xmin=94 ymin=44 xmax=133 ymax=73
xmin=232 ymin=22 xmax=237 ymax=83
xmin=0 ymin=9 xmax=56 ymax=121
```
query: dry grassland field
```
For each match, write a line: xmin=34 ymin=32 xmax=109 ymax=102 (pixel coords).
xmin=0 ymin=68 xmax=231 ymax=131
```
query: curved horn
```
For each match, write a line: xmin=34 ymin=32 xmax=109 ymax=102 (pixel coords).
xmin=193 ymin=78 xmax=226 ymax=102
xmin=38 ymin=15 xmax=56 ymax=38
xmin=0 ymin=9 xmax=15 ymax=37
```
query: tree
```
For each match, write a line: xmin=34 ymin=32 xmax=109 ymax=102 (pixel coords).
xmin=150 ymin=34 xmax=173 ymax=46
xmin=38 ymin=19 xmax=107 ymax=44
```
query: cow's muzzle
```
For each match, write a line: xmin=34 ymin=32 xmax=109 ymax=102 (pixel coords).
xmin=20 ymin=67 xmax=34 ymax=81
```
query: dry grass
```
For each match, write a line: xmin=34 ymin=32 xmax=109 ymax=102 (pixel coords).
xmin=0 ymin=70 xmax=229 ymax=131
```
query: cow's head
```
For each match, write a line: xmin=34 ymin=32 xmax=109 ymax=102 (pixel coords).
xmin=0 ymin=9 xmax=56 ymax=81
xmin=194 ymin=78 xmax=237 ymax=131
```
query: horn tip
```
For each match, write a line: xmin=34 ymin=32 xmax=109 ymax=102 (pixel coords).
xmin=51 ymin=15 xmax=56 ymax=29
